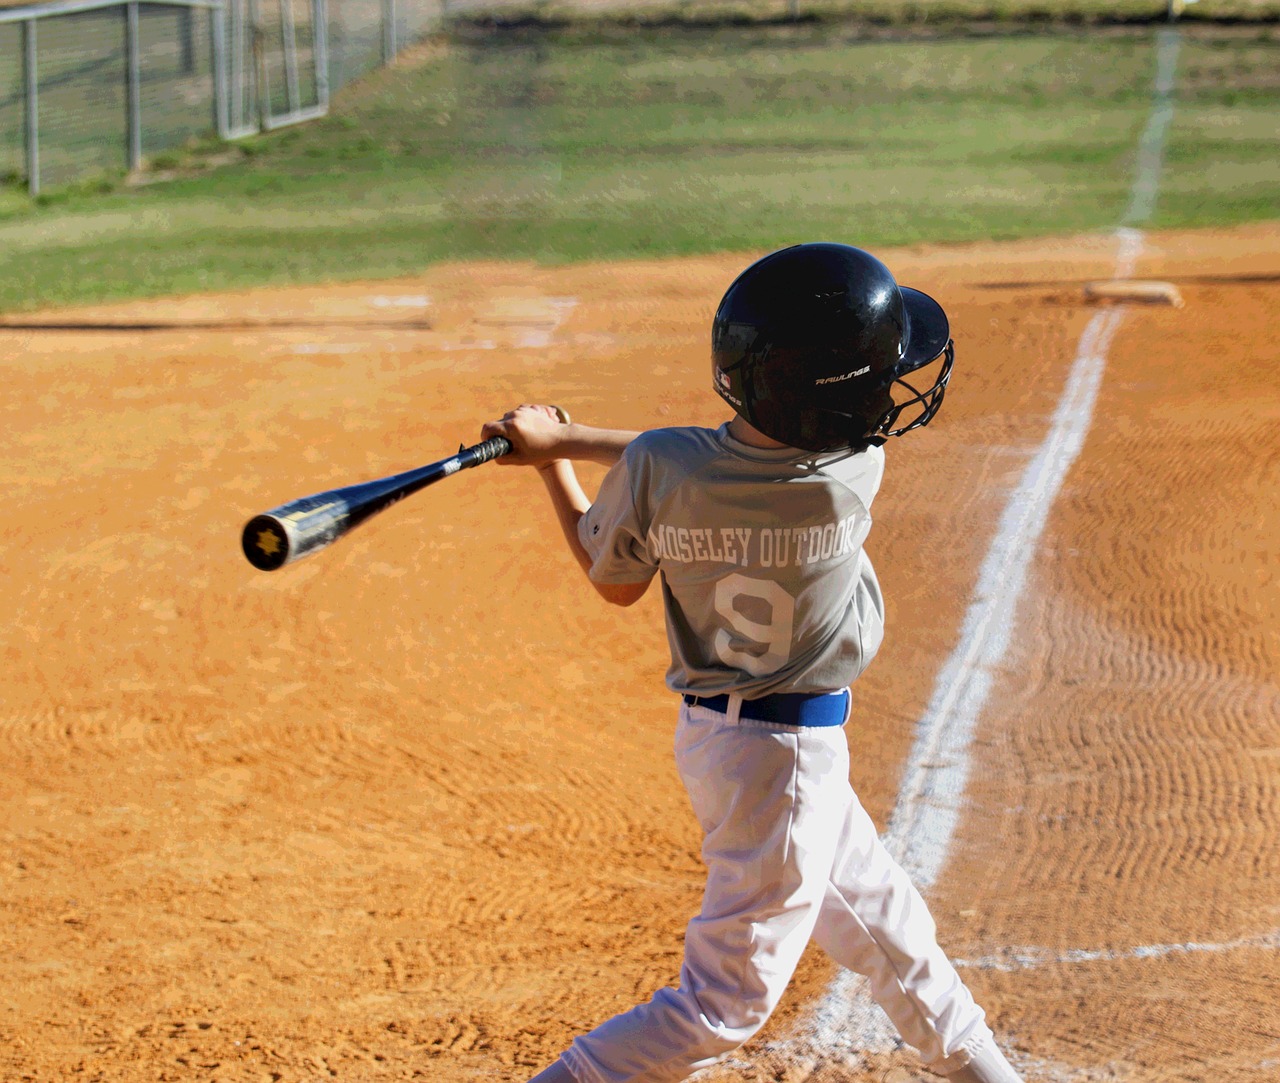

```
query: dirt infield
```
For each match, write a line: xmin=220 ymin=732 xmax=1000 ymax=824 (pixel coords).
xmin=1 ymin=224 xmax=1277 ymax=1082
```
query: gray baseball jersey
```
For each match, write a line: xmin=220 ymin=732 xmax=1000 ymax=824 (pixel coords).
xmin=578 ymin=423 xmax=886 ymax=698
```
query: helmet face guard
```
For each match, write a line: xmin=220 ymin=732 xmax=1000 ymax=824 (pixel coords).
xmin=712 ymin=244 xmax=957 ymax=452
xmin=871 ymin=338 xmax=955 ymax=443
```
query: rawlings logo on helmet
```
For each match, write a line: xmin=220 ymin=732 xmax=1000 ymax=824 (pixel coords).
xmin=815 ymin=366 xmax=871 ymax=386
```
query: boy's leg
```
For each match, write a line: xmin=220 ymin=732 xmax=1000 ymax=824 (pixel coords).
xmin=555 ymin=703 xmax=851 ymax=1083
xmin=808 ymin=778 xmax=1022 ymax=1081
xmin=943 ymin=1039 xmax=1024 ymax=1083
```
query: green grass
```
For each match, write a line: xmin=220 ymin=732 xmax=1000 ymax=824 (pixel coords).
xmin=450 ymin=0 xmax=1280 ymax=26
xmin=1156 ymin=33 xmax=1280 ymax=224
xmin=0 ymin=24 xmax=1277 ymax=312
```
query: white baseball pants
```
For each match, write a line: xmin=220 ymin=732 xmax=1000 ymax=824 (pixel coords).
xmin=560 ymin=697 xmax=994 ymax=1083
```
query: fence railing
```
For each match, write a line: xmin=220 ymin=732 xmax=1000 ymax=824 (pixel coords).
xmin=0 ymin=0 xmax=442 ymax=195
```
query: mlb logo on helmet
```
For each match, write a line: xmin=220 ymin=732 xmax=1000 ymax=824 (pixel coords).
xmin=714 ymin=365 xmax=744 ymax=407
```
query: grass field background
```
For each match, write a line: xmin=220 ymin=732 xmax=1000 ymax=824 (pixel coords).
xmin=451 ymin=0 xmax=1280 ymax=23
xmin=0 ymin=22 xmax=1276 ymax=312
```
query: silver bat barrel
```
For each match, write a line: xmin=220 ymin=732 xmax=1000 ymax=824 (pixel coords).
xmin=242 ymin=435 xmax=511 ymax=571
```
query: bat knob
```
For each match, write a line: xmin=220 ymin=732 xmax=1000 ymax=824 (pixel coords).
xmin=242 ymin=515 xmax=292 ymax=571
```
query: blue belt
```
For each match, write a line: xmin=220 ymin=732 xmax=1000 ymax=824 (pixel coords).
xmin=682 ymin=690 xmax=848 ymax=728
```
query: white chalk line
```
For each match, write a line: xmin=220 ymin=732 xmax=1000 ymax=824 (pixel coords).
xmin=783 ymin=28 xmax=1188 ymax=1066
xmin=798 ymin=300 xmax=1130 ymax=1062
xmin=884 ymin=307 xmax=1123 ymax=895
xmin=1122 ymin=29 xmax=1183 ymax=228
xmin=369 ymin=294 xmax=432 ymax=308
xmin=290 ymin=295 xmax=577 ymax=355
xmin=955 ymin=930 xmax=1280 ymax=973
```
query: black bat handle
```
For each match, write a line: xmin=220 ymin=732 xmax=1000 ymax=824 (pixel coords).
xmin=458 ymin=435 xmax=511 ymax=467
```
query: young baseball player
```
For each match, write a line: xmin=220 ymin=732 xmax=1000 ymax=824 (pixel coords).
xmin=481 ymin=244 xmax=1025 ymax=1083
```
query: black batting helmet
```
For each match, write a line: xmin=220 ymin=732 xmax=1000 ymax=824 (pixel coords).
xmin=711 ymin=243 xmax=955 ymax=452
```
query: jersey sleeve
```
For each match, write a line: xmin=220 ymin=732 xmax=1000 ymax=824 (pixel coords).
xmin=577 ymin=452 xmax=659 ymax=585
xmin=825 ymin=444 xmax=886 ymax=510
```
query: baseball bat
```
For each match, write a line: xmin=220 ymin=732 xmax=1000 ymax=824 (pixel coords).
xmin=241 ymin=407 xmax=569 ymax=571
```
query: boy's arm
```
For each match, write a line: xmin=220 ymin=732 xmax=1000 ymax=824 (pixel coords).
xmin=536 ymin=460 xmax=649 ymax=607
xmin=480 ymin=405 xmax=650 ymax=607
xmin=480 ymin=404 xmax=640 ymax=468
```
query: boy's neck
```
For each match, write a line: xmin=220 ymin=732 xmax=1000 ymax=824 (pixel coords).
xmin=728 ymin=415 xmax=790 ymax=450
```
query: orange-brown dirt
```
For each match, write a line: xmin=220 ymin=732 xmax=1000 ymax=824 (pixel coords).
xmin=1 ymin=224 xmax=1277 ymax=1083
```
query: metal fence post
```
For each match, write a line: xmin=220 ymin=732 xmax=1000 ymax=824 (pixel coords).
xmin=382 ymin=0 xmax=395 ymax=64
xmin=212 ymin=1 xmax=229 ymax=138
xmin=313 ymin=0 xmax=328 ymax=111
xmin=22 ymin=19 xmax=38 ymax=196
xmin=179 ymin=7 xmax=196 ymax=73
xmin=249 ymin=0 xmax=267 ymax=129
xmin=233 ymin=0 xmax=248 ymax=134
xmin=280 ymin=0 xmax=301 ymax=114
xmin=126 ymin=2 xmax=143 ymax=171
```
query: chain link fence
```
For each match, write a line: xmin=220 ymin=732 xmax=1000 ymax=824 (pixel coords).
xmin=0 ymin=22 xmax=23 ymax=181
xmin=0 ymin=0 xmax=445 ymax=195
